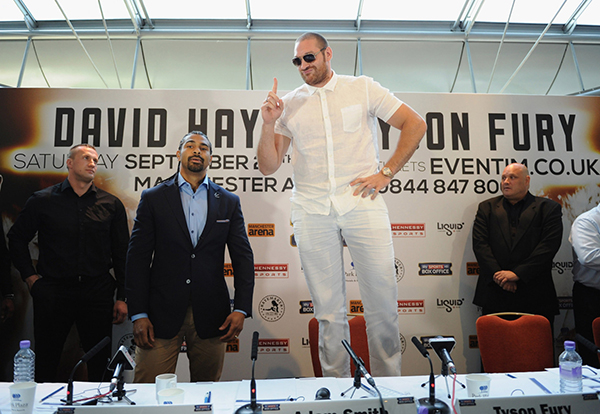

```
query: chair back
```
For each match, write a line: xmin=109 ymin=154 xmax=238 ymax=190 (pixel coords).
xmin=593 ymin=317 xmax=600 ymax=365
xmin=308 ymin=316 xmax=370 ymax=377
xmin=476 ymin=313 xmax=554 ymax=373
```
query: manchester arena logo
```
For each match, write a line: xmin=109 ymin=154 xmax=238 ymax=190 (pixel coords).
xmin=248 ymin=223 xmax=275 ymax=237
xmin=419 ymin=263 xmax=453 ymax=276
xmin=258 ymin=338 xmax=290 ymax=354
xmin=349 ymin=299 xmax=364 ymax=314
xmin=259 ymin=295 xmax=285 ymax=322
xmin=226 ymin=338 xmax=239 ymax=353
xmin=299 ymin=300 xmax=314 ymax=314
xmin=391 ymin=223 xmax=425 ymax=238
xmin=466 ymin=262 xmax=479 ymax=276
xmin=397 ymin=300 xmax=425 ymax=314
xmin=255 ymin=264 xmax=289 ymax=279
xmin=436 ymin=222 xmax=464 ymax=237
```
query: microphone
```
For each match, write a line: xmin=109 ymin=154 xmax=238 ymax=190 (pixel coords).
xmin=235 ymin=331 xmax=261 ymax=414
xmin=429 ymin=337 xmax=457 ymax=375
xmin=107 ymin=345 xmax=136 ymax=392
xmin=66 ymin=336 xmax=110 ymax=405
xmin=412 ymin=336 xmax=429 ymax=358
xmin=411 ymin=336 xmax=450 ymax=414
xmin=341 ymin=339 xmax=375 ymax=387
xmin=575 ymin=333 xmax=600 ymax=354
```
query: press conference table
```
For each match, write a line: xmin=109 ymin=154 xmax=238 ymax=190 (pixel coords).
xmin=2 ymin=368 xmax=600 ymax=414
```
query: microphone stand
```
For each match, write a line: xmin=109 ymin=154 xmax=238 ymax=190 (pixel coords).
xmin=110 ymin=363 xmax=135 ymax=405
xmin=341 ymin=357 xmax=373 ymax=398
xmin=420 ymin=360 xmax=464 ymax=399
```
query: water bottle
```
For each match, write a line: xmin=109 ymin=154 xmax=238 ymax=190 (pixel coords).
xmin=13 ymin=340 xmax=35 ymax=383
xmin=559 ymin=340 xmax=582 ymax=393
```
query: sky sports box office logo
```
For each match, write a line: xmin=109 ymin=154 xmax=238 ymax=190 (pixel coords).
xmin=419 ymin=263 xmax=453 ymax=275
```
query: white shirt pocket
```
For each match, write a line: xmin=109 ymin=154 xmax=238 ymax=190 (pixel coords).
xmin=341 ymin=104 xmax=362 ymax=133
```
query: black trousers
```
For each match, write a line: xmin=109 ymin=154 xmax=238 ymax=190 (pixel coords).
xmin=31 ymin=274 xmax=115 ymax=382
xmin=573 ymin=281 xmax=600 ymax=368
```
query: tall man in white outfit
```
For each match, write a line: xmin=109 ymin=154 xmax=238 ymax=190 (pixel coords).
xmin=257 ymin=32 xmax=426 ymax=377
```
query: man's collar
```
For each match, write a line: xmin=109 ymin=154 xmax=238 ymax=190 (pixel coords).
xmin=61 ymin=178 xmax=96 ymax=195
xmin=178 ymin=171 xmax=209 ymax=189
xmin=305 ymin=71 xmax=337 ymax=95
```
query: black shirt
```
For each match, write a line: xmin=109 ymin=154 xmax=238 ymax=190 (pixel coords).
xmin=0 ymin=223 xmax=12 ymax=297
xmin=8 ymin=179 xmax=129 ymax=299
xmin=503 ymin=192 xmax=535 ymax=245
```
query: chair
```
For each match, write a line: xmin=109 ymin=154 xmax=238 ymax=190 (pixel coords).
xmin=308 ymin=315 xmax=370 ymax=377
xmin=476 ymin=313 xmax=554 ymax=373
xmin=593 ymin=317 xmax=600 ymax=365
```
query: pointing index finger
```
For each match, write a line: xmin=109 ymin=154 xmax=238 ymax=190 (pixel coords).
xmin=272 ymin=78 xmax=278 ymax=95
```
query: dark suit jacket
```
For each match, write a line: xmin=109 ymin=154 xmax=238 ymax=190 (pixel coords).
xmin=125 ymin=175 xmax=254 ymax=339
xmin=472 ymin=193 xmax=562 ymax=316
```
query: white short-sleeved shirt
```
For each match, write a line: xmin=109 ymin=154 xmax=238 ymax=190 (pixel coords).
xmin=275 ymin=73 xmax=403 ymax=216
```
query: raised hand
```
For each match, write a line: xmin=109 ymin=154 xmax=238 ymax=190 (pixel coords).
xmin=260 ymin=77 xmax=284 ymax=124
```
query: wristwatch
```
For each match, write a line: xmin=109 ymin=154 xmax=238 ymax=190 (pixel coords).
xmin=381 ymin=166 xmax=394 ymax=179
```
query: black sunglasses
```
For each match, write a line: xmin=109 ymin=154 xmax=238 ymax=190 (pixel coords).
xmin=292 ymin=47 xmax=326 ymax=67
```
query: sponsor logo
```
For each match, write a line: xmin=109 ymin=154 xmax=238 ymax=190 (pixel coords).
xmin=419 ymin=262 xmax=453 ymax=276
xmin=301 ymin=337 xmax=310 ymax=348
xmin=259 ymin=295 xmax=285 ymax=322
xmin=248 ymin=223 xmax=275 ymax=237
xmin=553 ymin=260 xmax=575 ymax=275
xmin=346 ymin=258 xmax=405 ymax=283
xmin=299 ymin=300 xmax=314 ymax=314
xmin=399 ymin=333 xmax=407 ymax=354
xmin=349 ymin=299 xmax=364 ymax=314
xmin=255 ymin=264 xmax=289 ymax=279
xmin=226 ymin=338 xmax=239 ymax=353
xmin=466 ymin=262 xmax=479 ymax=276
xmin=436 ymin=298 xmax=464 ymax=312
xmin=392 ymin=223 xmax=426 ymax=238
xmin=397 ymin=300 xmax=425 ymax=314
xmin=258 ymin=338 xmax=290 ymax=354
xmin=437 ymin=222 xmax=464 ymax=236
xmin=558 ymin=296 xmax=573 ymax=310
xmin=469 ymin=335 xmax=479 ymax=349
xmin=224 ymin=263 xmax=234 ymax=277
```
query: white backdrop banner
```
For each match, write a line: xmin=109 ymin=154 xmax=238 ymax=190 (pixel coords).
xmin=0 ymin=89 xmax=599 ymax=380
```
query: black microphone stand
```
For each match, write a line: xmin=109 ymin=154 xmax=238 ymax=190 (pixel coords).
xmin=418 ymin=352 xmax=451 ymax=414
xmin=341 ymin=357 xmax=373 ymax=398
xmin=420 ymin=360 xmax=465 ymax=399
xmin=110 ymin=363 xmax=136 ymax=405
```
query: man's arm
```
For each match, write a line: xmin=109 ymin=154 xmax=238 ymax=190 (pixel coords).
xmin=511 ymin=201 xmax=563 ymax=283
xmin=7 ymin=194 xmax=41 ymax=282
xmin=350 ymin=103 xmax=426 ymax=199
xmin=111 ymin=198 xmax=130 ymax=324
xmin=571 ymin=214 xmax=600 ymax=271
xmin=257 ymin=78 xmax=291 ymax=176
xmin=472 ymin=200 xmax=503 ymax=283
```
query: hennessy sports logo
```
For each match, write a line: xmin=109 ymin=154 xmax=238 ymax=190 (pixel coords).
xmin=391 ymin=223 xmax=425 ymax=238
xmin=397 ymin=300 xmax=425 ymax=314
xmin=258 ymin=339 xmax=290 ymax=354
xmin=248 ymin=223 xmax=275 ymax=237
xmin=255 ymin=264 xmax=289 ymax=279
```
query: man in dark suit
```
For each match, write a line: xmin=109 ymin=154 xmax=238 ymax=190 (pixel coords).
xmin=472 ymin=163 xmax=563 ymax=327
xmin=126 ymin=131 xmax=254 ymax=382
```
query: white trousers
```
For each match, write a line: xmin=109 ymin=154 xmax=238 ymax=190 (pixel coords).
xmin=291 ymin=196 xmax=401 ymax=377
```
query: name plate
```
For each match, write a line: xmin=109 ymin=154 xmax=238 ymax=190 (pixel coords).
xmin=455 ymin=392 xmax=599 ymax=414
xmin=55 ymin=404 xmax=212 ymax=414
xmin=256 ymin=396 xmax=417 ymax=414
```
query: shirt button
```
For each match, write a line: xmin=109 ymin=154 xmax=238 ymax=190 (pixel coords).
xmin=191 ymin=254 xmax=196 ymax=258
xmin=186 ymin=279 xmax=191 ymax=284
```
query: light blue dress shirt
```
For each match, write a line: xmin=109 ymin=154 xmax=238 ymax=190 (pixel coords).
xmin=570 ymin=204 xmax=600 ymax=290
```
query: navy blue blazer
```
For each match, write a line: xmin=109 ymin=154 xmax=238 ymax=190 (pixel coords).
xmin=472 ymin=193 xmax=562 ymax=316
xmin=125 ymin=174 xmax=254 ymax=339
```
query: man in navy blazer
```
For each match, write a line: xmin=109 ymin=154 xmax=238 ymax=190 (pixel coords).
xmin=126 ymin=131 xmax=254 ymax=382
xmin=472 ymin=163 xmax=562 ymax=327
